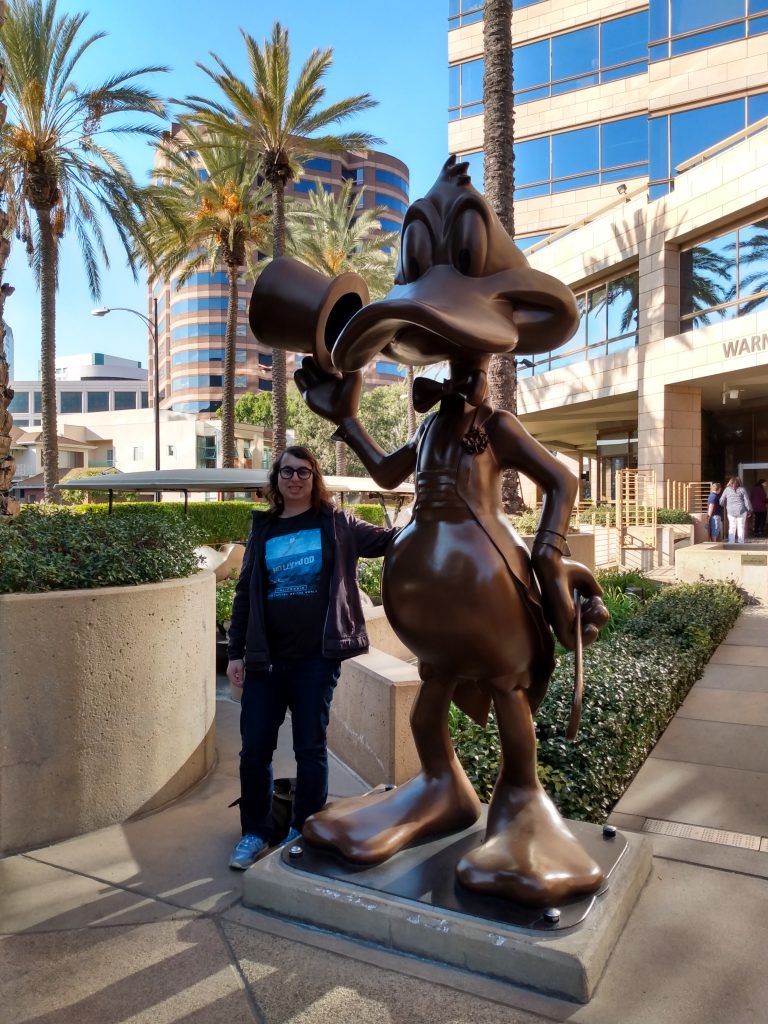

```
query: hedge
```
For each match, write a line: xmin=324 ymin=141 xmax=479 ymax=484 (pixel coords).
xmin=65 ymin=499 xmax=384 ymax=544
xmin=0 ymin=505 xmax=202 ymax=594
xmin=450 ymin=580 xmax=743 ymax=822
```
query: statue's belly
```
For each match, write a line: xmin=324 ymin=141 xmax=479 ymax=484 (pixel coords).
xmin=382 ymin=518 xmax=539 ymax=680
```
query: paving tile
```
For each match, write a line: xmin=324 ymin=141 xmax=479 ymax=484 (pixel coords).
xmin=695 ymin=663 xmax=768 ymax=691
xmin=25 ymin=773 xmax=245 ymax=915
xmin=0 ymin=918 xmax=257 ymax=1024
xmin=709 ymin=645 xmax=766 ymax=667
xmin=677 ymin=687 xmax=768 ymax=726
xmin=651 ymin=719 xmax=768 ymax=773
xmin=567 ymin=860 xmax=768 ymax=1023
xmin=642 ymin=833 xmax=768 ymax=878
xmin=613 ymin=758 xmax=768 ymax=834
xmin=0 ymin=856 xmax=194 ymax=934
xmin=222 ymin=918 xmax=544 ymax=1024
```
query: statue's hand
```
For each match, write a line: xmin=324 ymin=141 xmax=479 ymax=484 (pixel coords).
xmin=531 ymin=548 xmax=609 ymax=651
xmin=294 ymin=356 xmax=362 ymax=424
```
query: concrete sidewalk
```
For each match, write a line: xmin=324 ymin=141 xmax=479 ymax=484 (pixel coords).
xmin=2 ymin=610 xmax=768 ymax=1023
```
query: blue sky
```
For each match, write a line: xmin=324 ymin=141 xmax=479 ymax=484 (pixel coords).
xmin=7 ymin=0 xmax=448 ymax=380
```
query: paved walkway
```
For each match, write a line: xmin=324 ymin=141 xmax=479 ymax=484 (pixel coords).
xmin=2 ymin=609 xmax=768 ymax=1023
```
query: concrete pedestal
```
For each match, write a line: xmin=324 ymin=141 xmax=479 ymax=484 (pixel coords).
xmin=242 ymin=818 xmax=652 ymax=1003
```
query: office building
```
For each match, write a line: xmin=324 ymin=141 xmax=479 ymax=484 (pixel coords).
xmin=150 ymin=128 xmax=410 ymax=418
xmin=449 ymin=1 xmax=768 ymax=499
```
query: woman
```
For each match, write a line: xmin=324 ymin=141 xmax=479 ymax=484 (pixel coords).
xmin=720 ymin=476 xmax=752 ymax=544
xmin=226 ymin=445 xmax=396 ymax=869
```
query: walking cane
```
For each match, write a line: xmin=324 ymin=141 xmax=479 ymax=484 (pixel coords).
xmin=566 ymin=589 xmax=583 ymax=741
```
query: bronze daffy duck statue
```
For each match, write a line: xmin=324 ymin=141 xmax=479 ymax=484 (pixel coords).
xmin=250 ymin=156 xmax=610 ymax=907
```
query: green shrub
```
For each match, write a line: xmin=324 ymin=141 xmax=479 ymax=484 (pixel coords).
xmin=358 ymin=558 xmax=383 ymax=599
xmin=508 ymin=509 xmax=541 ymax=534
xmin=346 ymin=503 xmax=385 ymax=526
xmin=216 ymin=576 xmax=238 ymax=626
xmin=577 ymin=504 xmax=692 ymax=526
xmin=66 ymin=501 xmax=269 ymax=545
xmin=0 ymin=505 xmax=202 ymax=594
xmin=449 ymin=580 xmax=743 ymax=819
xmin=657 ymin=507 xmax=693 ymax=524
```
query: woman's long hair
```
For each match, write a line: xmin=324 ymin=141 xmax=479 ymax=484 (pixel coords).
xmin=727 ymin=476 xmax=742 ymax=490
xmin=267 ymin=445 xmax=331 ymax=515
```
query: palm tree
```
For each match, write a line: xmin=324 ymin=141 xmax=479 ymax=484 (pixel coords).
xmin=179 ymin=20 xmax=380 ymax=457
xmin=286 ymin=178 xmax=398 ymax=473
xmin=138 ymin=128 xmax=271 ymax=467
xmin=0 ymin=0 xmax=166 ymax=501
xmin=287 ymin=179 xmax=398 ymax=298
xmin=483 ymin=0 xmax=523 ymax=512
xmin=0 ymin=0 xmax=15 ymax=518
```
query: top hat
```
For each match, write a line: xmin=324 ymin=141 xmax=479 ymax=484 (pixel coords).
xmin=249 ymin=257 xmax=370 ymax=374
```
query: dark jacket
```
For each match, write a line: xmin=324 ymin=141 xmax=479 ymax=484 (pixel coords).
xmin=227 ymin=503 xmax=396 ymax=670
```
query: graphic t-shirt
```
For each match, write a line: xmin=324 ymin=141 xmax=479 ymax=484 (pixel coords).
xmin=263 ymin=508 xmax=331 ymax=659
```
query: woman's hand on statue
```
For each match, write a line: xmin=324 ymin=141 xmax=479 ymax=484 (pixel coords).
xmin=294 ymin=356 xmax=362 ymax=424
xmin=531 ymin=548 xmax=609 ymax=651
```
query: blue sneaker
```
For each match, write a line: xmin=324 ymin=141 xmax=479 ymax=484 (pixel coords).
xmin=229 ymin=833 xmax=268 ymax=870
xmin=277 ymin=826 xmax=302 ymax=849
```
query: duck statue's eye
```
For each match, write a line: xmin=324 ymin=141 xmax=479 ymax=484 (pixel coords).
xmin=398 ymin=220 xmax=433 ymax=284
xmin=451 ymin=208 xmax=488 ymax=277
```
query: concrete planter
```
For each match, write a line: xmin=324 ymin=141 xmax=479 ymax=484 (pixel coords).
xmin=676 ymin=542 xmax=768 ymax=604
xmin=0 ymin=571 xmax=216 ymax=854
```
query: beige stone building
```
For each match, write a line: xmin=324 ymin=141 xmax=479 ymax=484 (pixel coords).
xmin=449 ymin=1 xmax=768 ymax=501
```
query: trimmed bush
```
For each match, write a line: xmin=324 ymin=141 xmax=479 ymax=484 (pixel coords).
xmin=346 ymin=503 xmax=385 ymax=526
xmin=450 ymin=581 xmax=743 ymax=820
xmin=0 ymin=505 xmax=202 ymax=594
xmin=66 ymin=501 xmax=268 ymax=545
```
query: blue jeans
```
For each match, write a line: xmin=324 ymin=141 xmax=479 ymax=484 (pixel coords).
xmin=709 ymin=514 xmax=722 ymax=540
xmin=239 ymin=655 xmax=341 ymax=840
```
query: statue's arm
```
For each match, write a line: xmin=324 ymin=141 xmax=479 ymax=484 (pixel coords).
xmin=294 ymin=356 xmax=417 ymax=489
xmin=488 ymin=410 xmax=608 ymax=650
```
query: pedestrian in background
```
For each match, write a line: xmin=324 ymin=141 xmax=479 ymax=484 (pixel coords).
xmin=750 ymin=478 xmax=767 ymax=538
xmin=707 ymin=482 xmax=722 ymax=541
xmin=720 ymin=476 xmax=752 ymax=544
xmin=225 ymin=445 xmax=397 ymax=870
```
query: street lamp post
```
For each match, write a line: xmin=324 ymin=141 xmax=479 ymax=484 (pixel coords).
xmin=91 ymin=301 xmax=161 ymax=471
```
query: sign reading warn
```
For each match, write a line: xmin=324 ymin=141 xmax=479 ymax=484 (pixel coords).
xmin=723 ymin=334 xmax=768 ymax=357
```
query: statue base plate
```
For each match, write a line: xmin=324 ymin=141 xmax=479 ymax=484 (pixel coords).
xmin=242 ymin=816 xmax=652 ymax=1002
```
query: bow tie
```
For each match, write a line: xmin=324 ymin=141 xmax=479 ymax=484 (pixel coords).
xmin=411 ymin=375 xmax=479 ymax=413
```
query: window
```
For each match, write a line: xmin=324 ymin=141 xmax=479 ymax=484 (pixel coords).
xmin=237 ymin=324 xmax=247 ymax=336
xmin=172 ymin=375 xmax=224 ymax=392
xmin=517 ymin=233 xmax=550 ymax=251
xmin=513 ymin=12 xmax=647 ymax=108
xmin=171 ymin=297 xmax=229 ymax=315
xmin=197 ymin=435 xmax=217 ymax=468
xmin=33 ymin=392 xmax=42 ymax=414
xmin=8 ymin=391 xmax=29 ymax=414
xmin=293 ymin=179 xmax=333 ymax=193
xmin=238 ymin=298 xmax=246 ymax=311
xmin=87 ymin=391 xmax=109 ymax=413
xmin=515 ymin=115 xmax=647 ymax=198
xmin=518 ymin=272 xmax=639 ymax=377
xmin=375 ymin=193 xmax=408 ymax=215
xmin=258 ymin=352 xmax=273 ymax=366
xmin=650 ymin=92 xmax=768 ymax=196
xmin=449 ymin=58 xmax=484 ymax=120
xmin=171 ymin=272 xmax=228 ymax=290
xmin=235 ymin=375 xmax=247 ymax=388
xmin=132 ymin=446 xmax=144 ymax=460
xmin=448 ymin=0 xmax=484 ymax=29
xmin=379 ymin=217 xmax=402 ymax=233
xmin=302 ymin=157 xmax=332 ymax=172
xmin=462 ymin=151 xmax=485 ymax=191
xmin=106 ymin=448 xmax=114 ymax=466
xmin=60 ymin=391 xmax=83 ymax=413
xmin=114 ymin=392 xmax=137 ymax=411
xmin=342 ymin=167 xmax=364 ymax=184
xmin=374 ymin=169 xmax=409 ymax=193
xmin=171 ymin=323 xmax=227 ymax=341
xmin=374 ymin=361 xmax=406 ymax=377
xmin=167 ymin=445 xmax=175 ymax=456
xmin=258 ymin=378 xmax=272 ymax=391
xmin=680 ymin=218 xmax=768 ymax=329
xmin=649 ymin=0 xmax=768 ymax=60
xmin=140 ymin=392 xmax=149 ymax=409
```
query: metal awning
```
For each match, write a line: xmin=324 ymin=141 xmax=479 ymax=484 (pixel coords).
xmin=55 ymin=468 xmax=414 ymax=522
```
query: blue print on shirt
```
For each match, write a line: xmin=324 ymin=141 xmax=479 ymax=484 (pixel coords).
xmin=265 ymin=528 xmax=322 ymax=600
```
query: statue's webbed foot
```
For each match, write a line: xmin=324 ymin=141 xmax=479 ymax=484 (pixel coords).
xmin=456 ymin=786 xmax=603 ymax=906
xmin=303 ymin=766 xmax=481 ymax=865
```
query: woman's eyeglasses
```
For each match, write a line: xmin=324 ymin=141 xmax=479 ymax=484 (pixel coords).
xmin=278 ymin=466 xmax=313 ymax=480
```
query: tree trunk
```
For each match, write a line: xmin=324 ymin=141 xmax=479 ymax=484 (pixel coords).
xmin=221 ymin=266 xmax=239 ymax=467
xmin=0 ymin=217 xmax=15 ymax=516
xmin=484 ymin=0 xmax=523 ymax=513
xmin=335 ymin=439 xmax=347 ymax=475
xmin=36 ymin=206 xmax=60 ymax=504
xmin=406 ymin=366 xmax=417 ymax=438
xmin=270 ymin=178 xmax=287 ymax=459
